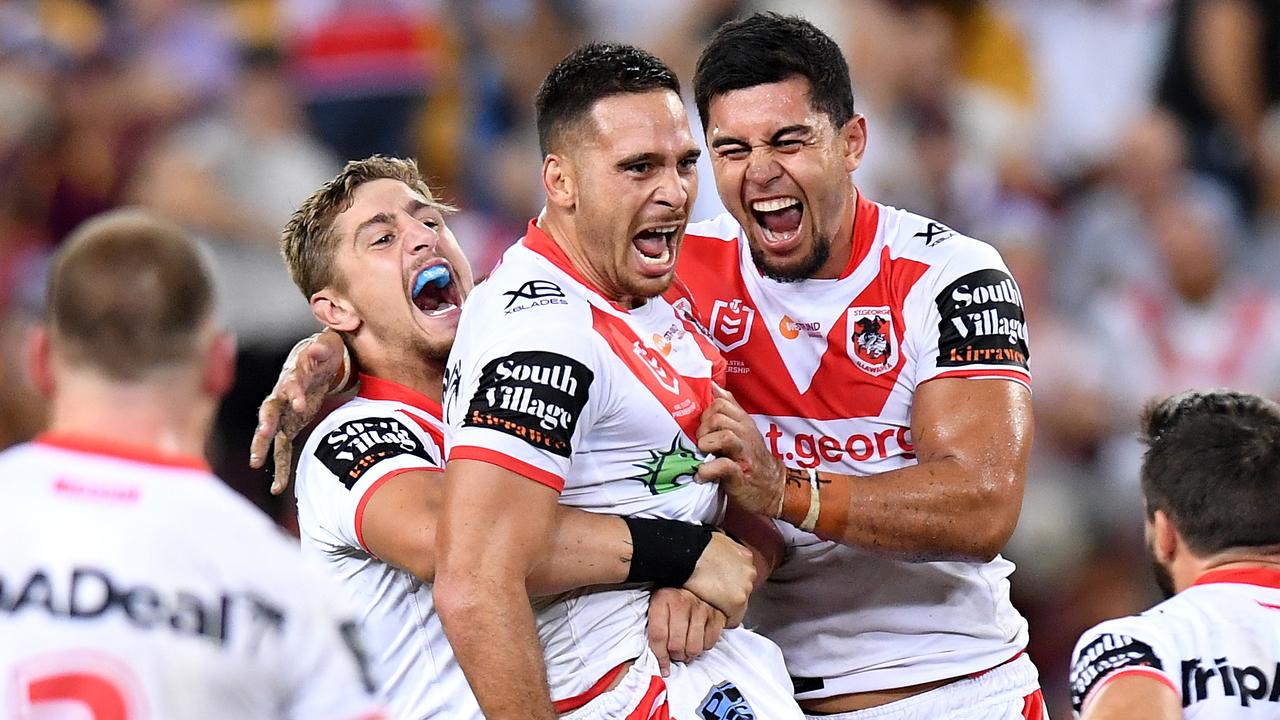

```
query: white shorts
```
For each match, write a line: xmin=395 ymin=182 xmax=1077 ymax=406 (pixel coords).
xmin=562 ymin=627 xmax=804 ymax=719
xmin=802 ymin=654 xmax=1048 ymax=720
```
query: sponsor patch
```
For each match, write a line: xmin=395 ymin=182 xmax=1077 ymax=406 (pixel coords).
xmin=463 ymin=351 xmax=593 ymax=457
xmin=697 ymin=681 xmax=756 ymax=720
xmin=314 ymin=418 xmax=437 ymax=489
xmin=914 ymin=221 xmax=954 ymax=247
xmin=709 ymin=299 xmax=755 ymax=351
xmin=935 ymin=269 xmax=1030 ymax=369
xmin=629 ymin=435 xmax=701 ymax=494
xmin=847 ymin=306 xmax=899 ymax=376
xmin=1070 ymin=633 xmax=1163 ymax=712
xmin=503 ymin=279 xmax=568 ymax=315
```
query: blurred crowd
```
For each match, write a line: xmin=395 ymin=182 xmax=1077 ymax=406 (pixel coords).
xmin=2 ymin=0 xmax=1279 ymax=716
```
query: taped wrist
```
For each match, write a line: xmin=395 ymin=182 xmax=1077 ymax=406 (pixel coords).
xmin=623 ymin=517 xmax=714 ymax=587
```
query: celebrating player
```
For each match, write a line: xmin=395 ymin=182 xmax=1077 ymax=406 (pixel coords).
xmin=433 ymin=44 xmax=803 ymax=720
xmin=275 ymin=155 xmax=756 ymax=718
xmin=0 ymin=210 xmax=382 ymax=719
xmin=1069 ymin=390 xmax=1280 ymax=719
xmin=676 ymin=13 xmax=1045 ymax=719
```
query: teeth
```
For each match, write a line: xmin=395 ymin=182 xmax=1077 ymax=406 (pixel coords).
xmin=761 ymin=226 xmax=800 ymax=245
xmin=425 ymin=302 xmax=457 ymax=317
xmin=643 ymin=225 xmax=679 ymax=235
xmin=751 ymin=197 xmax=800 ymax=212
xmin=637 ymin=245 xmax=671 ymax=266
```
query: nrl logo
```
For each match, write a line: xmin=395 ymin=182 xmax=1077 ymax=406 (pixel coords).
xmin=629 ymin=435 xmax=701 ymax=495
xmin=847 ymin=306 xmax=899 ymax=376
xmin=709 ymin=298 xmax=755 ymax=352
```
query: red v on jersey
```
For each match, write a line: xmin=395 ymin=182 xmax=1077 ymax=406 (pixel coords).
xmin=590 ymin=305 xmax=716 ymax=444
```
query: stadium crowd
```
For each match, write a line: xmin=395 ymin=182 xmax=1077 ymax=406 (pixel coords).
xmin=2 ymin=0 xmax=1280 ymax=717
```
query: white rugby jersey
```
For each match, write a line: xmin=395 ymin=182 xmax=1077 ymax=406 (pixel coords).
xmin=444 ymin=220 xmax=731 ymax=701
xmin=1070 ymin=567 xmax=1280 ymax=717
xmin=0 ymin=435 xmax=382 ymax=720
xmin=295 ymin=374 xmax=481 ymax=720
xmin=670 ymin=193 xmax=1032 ymax=698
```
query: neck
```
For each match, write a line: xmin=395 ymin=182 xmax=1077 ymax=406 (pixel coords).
xmin=813 ymin=187 xmax=859 ymax=280
xmin=358 ymin=347 xmax=445 ymax=403
xmin=537 ymin=208 xmax=641 ymax=308
xmin=47 ymin=371 xmax=213 ymax=459
xmin=1176 ymin=548 xmax=1280 ymax=592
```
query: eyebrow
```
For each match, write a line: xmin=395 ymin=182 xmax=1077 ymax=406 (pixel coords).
xmin=352 ymin=212 xmax=394 ymax=244
xmin=614 ymin=149 xmax=702 ymax=169
xmin=711 ymin=124 xmax=812 ymax=150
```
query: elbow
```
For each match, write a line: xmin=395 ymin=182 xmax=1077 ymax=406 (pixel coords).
xmin=433 ymin=564 xmax=483 ymax=628
xmin=964 ymin=470 xmax=1023 ymax=562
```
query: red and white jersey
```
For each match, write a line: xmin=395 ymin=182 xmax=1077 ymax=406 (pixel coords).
xmin=444 ymin=220 xmax=741 ymax=701
xmin=0 ymin=435 xmax=382 ymax=720
xmin=1070 ymin=567 xmax=1280 ymax=717
xmin=295 ymin=375 xmax=481 ymax=720
xmin=671 ymin=193 xmax=1032 ymax=698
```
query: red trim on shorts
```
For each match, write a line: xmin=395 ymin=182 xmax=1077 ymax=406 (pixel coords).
xmin=626 ymin=675 xmax=669 ymax=720
xmin=552 ymin=661 xmax=631 ymax=714
xmin=35 ymin=433 xmax=210 ymax=472
xmin=1192 ymin=566 xmax=1280 ymax=590
xmin=447 ymin=445 xmax=565 ymax=493
xmin=354 ymin=467 xmax=438 ymax=555
xmin=357 ymin=374 xmax=444 ymax=418
xmin=1020 ymin=688 xmax=1048 ymax=720
xmin=924 ymin=368 xmax=1032 ymax=389
xmin=1081 ymin=667 xmax=1178 ymax=713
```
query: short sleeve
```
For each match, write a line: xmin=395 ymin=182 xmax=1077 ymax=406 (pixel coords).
xmin=909 ymin=241 xmax=1032 ymax=388
xmin=1069 ymin=619 xmax=1179 ymax=716
xmin=298 ymin=408 xmax=443 ymax=554
xmin=444 ymin=323 xmax=604 ymax=494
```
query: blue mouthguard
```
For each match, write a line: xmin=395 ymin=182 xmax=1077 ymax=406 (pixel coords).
xmin=412 ymin=265 xmax=451 ymax=297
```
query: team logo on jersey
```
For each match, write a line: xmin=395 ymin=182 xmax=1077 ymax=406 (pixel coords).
xmin=709 ymin=299 xmax=755 ymax=352
xmin=502 ymin=279 xmax=568 ymax=315
xmin=697 ymin=681 xmax=756 ymax=719
xmin=315 ymin=418 xmax=437 ymax=489
xmin=935 ymin=269 xmax=1030 ymax=369
xmin=847 ymin=306 xmax=898 ymax=376
xmin=463 ymin=351 xmax=593 ymax=457
xmin=778 ymin=314 xmax=822 ymax=340
xmin=1070 ymin=633 xmax=1163 ymax=712
xmin=629 ymin=435 xmax=701 ymax=494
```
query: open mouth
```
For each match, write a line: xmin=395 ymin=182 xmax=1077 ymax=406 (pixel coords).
xmin=631 ymin=223 xmax=680 ymax=270
xmin=410 ymin=262 xmax=463 ymax=318
xmin=750 ymin=196 xmax=804 ymax=246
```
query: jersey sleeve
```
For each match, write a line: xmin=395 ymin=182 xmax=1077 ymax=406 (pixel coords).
xmin=908 ymin=239 xmax=1032 ymax=388
xmin=1069 ymin=617 xmax=1180 ymax=716
xmin=444 ymin=321 xmax=606 ymax=494
xmin=297 ymin=406 xmax=444 ymax=555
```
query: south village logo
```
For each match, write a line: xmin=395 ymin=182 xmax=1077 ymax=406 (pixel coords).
xmin=630 ymin=436 xmax=701 ymax=495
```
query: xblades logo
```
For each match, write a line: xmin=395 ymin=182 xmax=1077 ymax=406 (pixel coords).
xmin=629 ymin=436 xmax=701 ymax=494
xmin=914 ymin=222 xmax=953 ymax=247
xmin=503 ymin=279 xmax=565 ymax=309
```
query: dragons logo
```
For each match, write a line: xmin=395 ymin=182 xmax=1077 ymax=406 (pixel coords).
xmin=629 ymin=436 xmax=701 ymax=495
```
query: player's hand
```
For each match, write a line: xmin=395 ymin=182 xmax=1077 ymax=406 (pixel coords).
xmin=695 ymin=384 xmax=786 ymax=516
xmin=646 ymin=588 xmax=726 ymax=677
xmin=250 ymin=330 xmax=348 ymax=493
xmin=683 ymin=531 xmax=753 ymax=627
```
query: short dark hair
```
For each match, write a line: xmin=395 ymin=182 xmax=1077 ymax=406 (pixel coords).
xmin=693 ymin=13 xmax=855 ymax=131
xmin=534 ymin=42 xmax=681 ymax=156
xmin=48 ymin=209 xmax=215 ymax=380
xmin=1140 ymin=390 xmax=1280 ymax=555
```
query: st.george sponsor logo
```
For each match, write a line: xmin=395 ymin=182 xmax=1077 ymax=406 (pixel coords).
xmin=778 ymin=314 xmax=822 ymax=340
xmin=935 ymin=269 xmax=1030 ymax=369
xmin=763 ymin=422 xmax=914 ymax=468
xmin=1070 ymin=634 xmax=1162 ymax=712
xmin=709 ymin=299 xmax=754 ymax=351
xmin=315 ymin=417 xmax=437 ymax=488
xmin=1181 ymin=657 xmax=1280 ymax=708
xmin=464 ymin=351 xmax=592 ymax=457
xmin=502 ymin=279 xmax=568 ymax=315
xmin=0 ymin=565 xmax=286 ymax=650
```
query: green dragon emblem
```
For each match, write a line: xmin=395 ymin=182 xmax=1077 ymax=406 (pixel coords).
xmin=630 ymin=435 xmax=702 ymax=495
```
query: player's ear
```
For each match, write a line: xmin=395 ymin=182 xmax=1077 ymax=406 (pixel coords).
xmin=1150 ymin=509 xmax=1178 ymax=564
xmin=840 ymin=114 xmax=867 ymax=173
xmin=543 ymin=154 xmax=576 ymax=210
xmin=202 ymin=329 xmax=237 ymax=398
xmin=24 ymin=325 xmax=55 ymax=398
xmin=311 ymin=288 xmax=361 ymax=333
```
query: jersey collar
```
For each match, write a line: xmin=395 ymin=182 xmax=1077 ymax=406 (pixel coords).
xmin=521 ymin=218 xmax=629 ymax=312
xmin=1192 ymin=566 xmax=1280 ymax=590
xmin=838 ymin=188 xmax=880 ymax=280
xmin=356 ymin=374 xmax=443 ymax=419
xmin=35 ymin=433 xmax=211 ymax=472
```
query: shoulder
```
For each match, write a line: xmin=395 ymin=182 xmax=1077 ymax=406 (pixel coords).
xmin=300 ymin=397 xmax=444 ymax=489
xmin=1070 ymin=612 xmax=1175 ymax=703
xmin=463 ymin=247 xmax=592 ymax=333
xmin=685 ymin=213 xmax=741 ymax=243
xmin=881 ymin=206 xmax=1007 ymax=275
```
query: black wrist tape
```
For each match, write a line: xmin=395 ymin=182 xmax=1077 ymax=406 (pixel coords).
xmin=623 ymin=517 xmax=714 ymax=587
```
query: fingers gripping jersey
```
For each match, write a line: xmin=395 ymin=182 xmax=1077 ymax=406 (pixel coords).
xmin=1070 ymin=568 xmax=1280 ymax=718
xmin=295 ymin=375 xmax=481 ymax=720
xmin=0 ymin=436 xmax=382 ymax=720
xmin=444 ymin=221 xmax=736 ymax=701
xmin=671 ymin=194 xmax=1032 ymax=698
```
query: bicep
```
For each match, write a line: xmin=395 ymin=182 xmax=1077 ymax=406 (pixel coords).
xmin=1080 ymin=673 xmax=1181 ymax=720
xmin=910 ymin=377 xmax=1033 ymax=473
xmin=358 ymin=469 xmax=444 ymax=581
